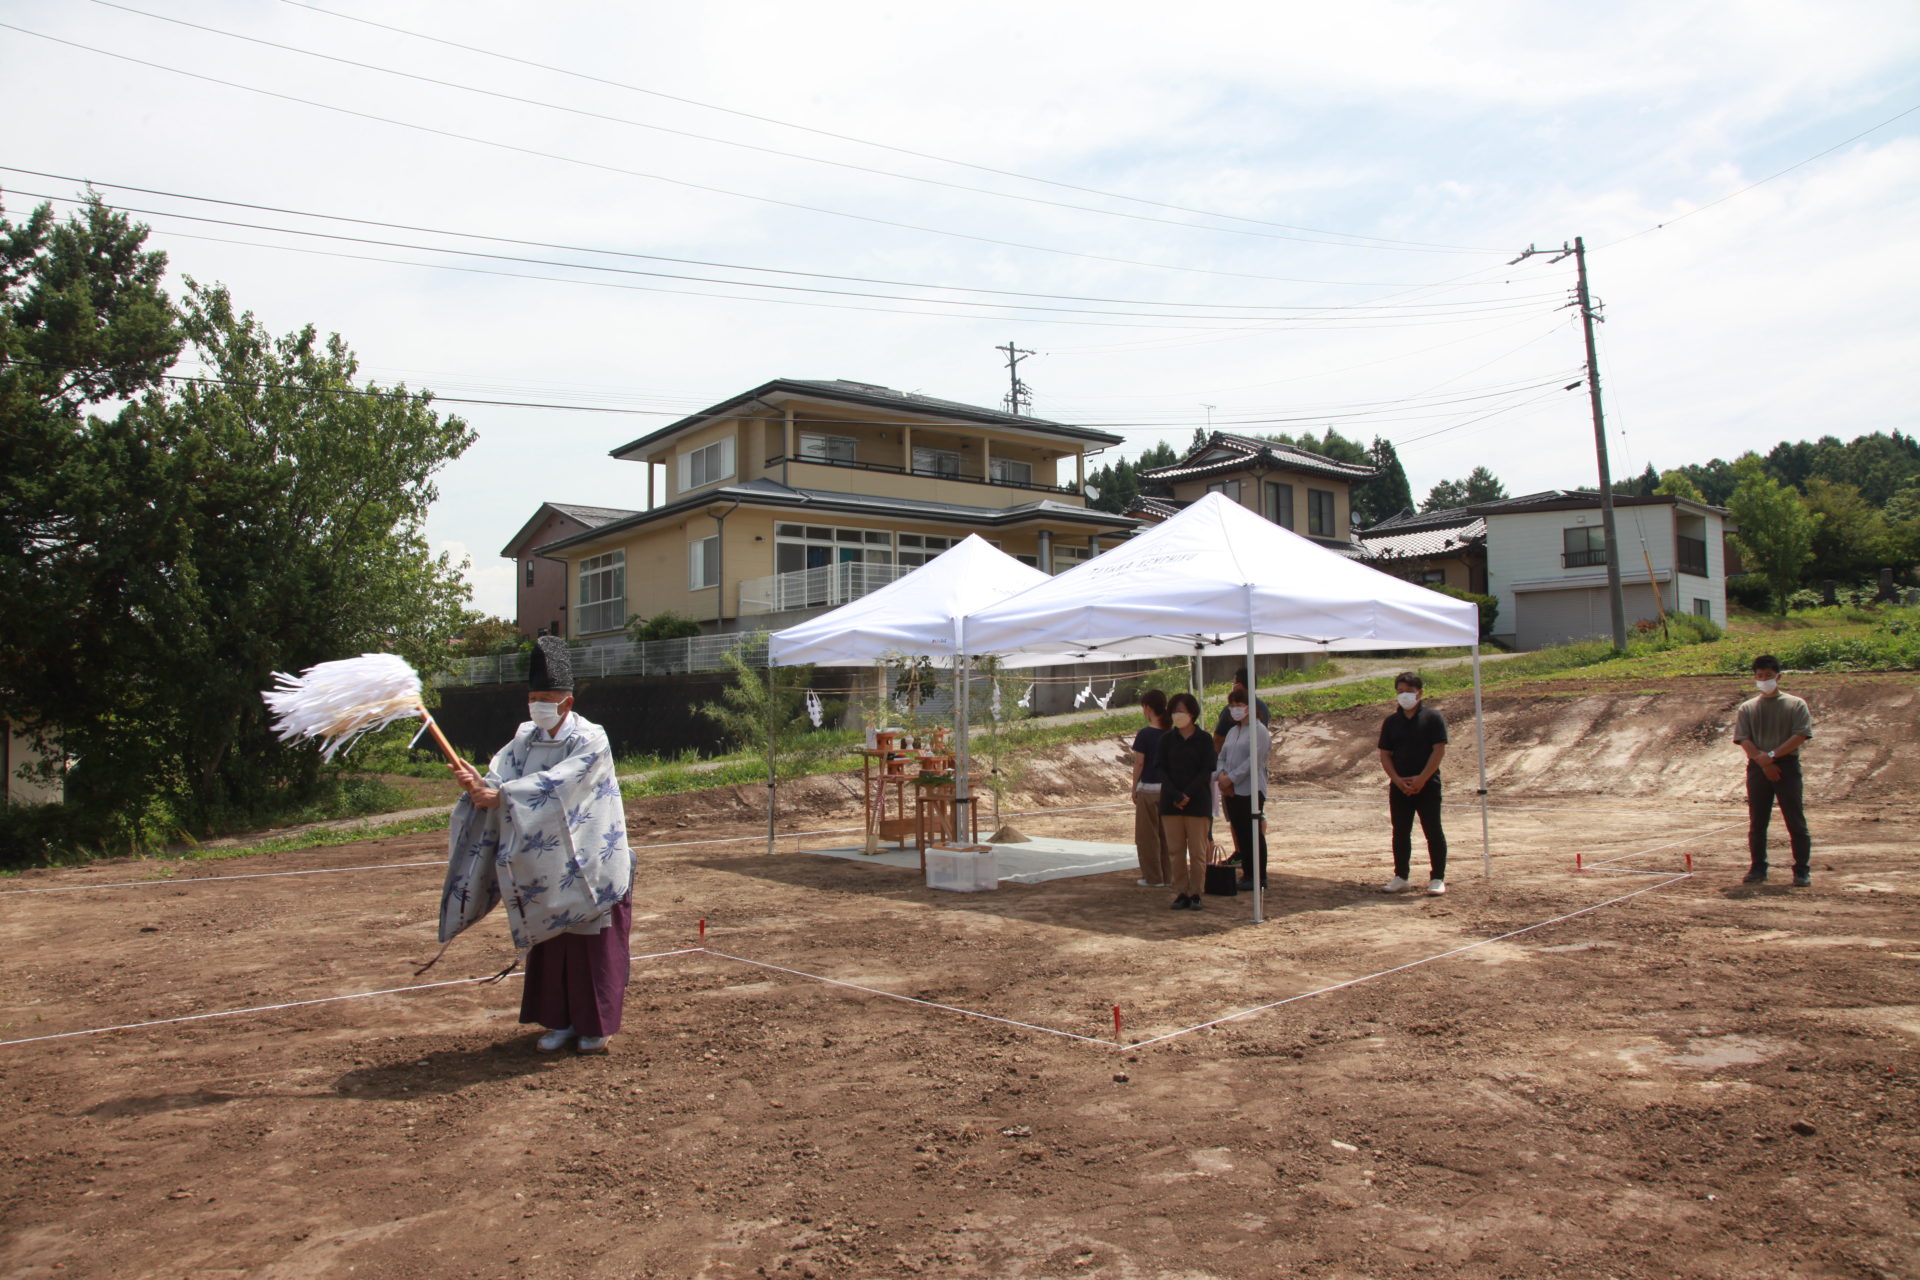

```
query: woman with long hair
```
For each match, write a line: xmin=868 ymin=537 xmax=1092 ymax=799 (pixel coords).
xmin=1155 ymin=690 xmax=1217 ymax=910
xmin=1130 ymin=689 xmax=1172 ymax=888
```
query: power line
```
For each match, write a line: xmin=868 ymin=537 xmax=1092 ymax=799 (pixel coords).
xmin=4 ymin=184 xmax=1565 ymax=324
xmin=275 ymin=0 xmax=1501 ymax=255
xmin=0 ymin=21 xmax=1477 ymax=289
xmin=89 ymin=0 xmax=1499 ymax=257
xmin=1602 ymin=99 xmax=1920 ymax=249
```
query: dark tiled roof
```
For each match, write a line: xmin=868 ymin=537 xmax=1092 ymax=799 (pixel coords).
xmin=500 ymin=501 xmax=642 ymax=557
xmin=1140 ymin=431 xmax=1375 ymax=484
xmin=610 ymin=378 xmax=1124 ymax=458
xmin=1123 ymin=495 xmax=1188 ymax=522
xmin=534 ymin=479 xmax=1139 ymax=556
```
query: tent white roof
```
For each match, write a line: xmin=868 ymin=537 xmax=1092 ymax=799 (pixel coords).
xmin=766 ymin=534 xmax=1065 ymax=667
xmin=962 ymin=492 xmax=1479 ymax=658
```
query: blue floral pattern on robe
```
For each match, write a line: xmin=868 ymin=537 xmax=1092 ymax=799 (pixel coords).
xmin=439 ymin=713 xmax=633 ymax=951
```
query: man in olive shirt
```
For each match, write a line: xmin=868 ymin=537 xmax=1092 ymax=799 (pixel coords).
xmin=1377 ymin=672 xmax=1448 ymax=896
xmin=1733 ymin=654 xmax=1814 ymax=886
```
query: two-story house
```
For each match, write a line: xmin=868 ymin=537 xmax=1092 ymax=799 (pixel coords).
xmin=1125 ymin=432 xmax=1376 ymax=551
xmin=501 ymin=503 xmax=640 ymax=639
xmin=1464 ymin=491 xmax=1731 ymax=649
xmin=526 ymin=379 xmax=1137 ymax=639
xmin=1354 ymin=505 xmax=1489 ymax=594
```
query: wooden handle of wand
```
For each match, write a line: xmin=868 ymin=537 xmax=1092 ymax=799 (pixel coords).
xmin=417 ymin=710 xmax=475 ymax=790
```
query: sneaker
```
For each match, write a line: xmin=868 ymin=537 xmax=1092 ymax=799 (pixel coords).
xmin=1235 ymin=878 xmax=1255 ymax=891
xmin=1742 ymin=868 xmax=1768 ymax=884
xmin=535 ymin=1027 xmax=577 ymax=1053
xmin=1383 ymin=875 xmax=1410 ymax=893
xmin=1170 ymin=895 xmax=1191 ymax=910
xmin=1792 ymin=870 xmax=1811 ymax=887
xmin=575 ymin=1035 xmax=611 ymax=1055
xmin=1136 ymin=878 xmax=1154 ymax=887
xmin=1426 ymin=878 xmax=1446 ymax=896
xmin=1187 ymin=895 xmax=1203 ymax=910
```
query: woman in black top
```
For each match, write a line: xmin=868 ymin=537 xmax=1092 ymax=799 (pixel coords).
xmin=1155 ymin=690 xmax=1217 ymax=910
xmin=1130 ymin=689 xmax=1172 ymax=887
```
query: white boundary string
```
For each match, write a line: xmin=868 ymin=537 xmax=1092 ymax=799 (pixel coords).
xmin=1583 ymin=822 xmax=1741 ymax=868
xmin=0 ymin=948 xmax=703 ymax=1047
xmin=1121 ymin=872 xmax=1695 ymax=1050
xmin=701 ymin=949 xmax=1117 ymax=1046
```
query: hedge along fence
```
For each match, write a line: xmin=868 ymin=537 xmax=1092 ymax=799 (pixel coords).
xmin=1718 ymin=607 xmax=1920 ymax=672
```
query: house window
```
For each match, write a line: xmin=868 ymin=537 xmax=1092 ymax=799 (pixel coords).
xmin=1563 ymin=526 xmax=1608 ymax=568
xmin=1265 ymin=482 xmax=1293 ymax=530
xmin=1052 ymin=543 xmax=1090 ymax=573
xmin=897 ymin=532 xmax=960 ymax=568
xmin=774 ymin=523 xmax=891 ymax=574
xmin=576 ymin=550 xmax=625 ymax=634
xmin=689 ymin=535 xmax=720 ymax=590
xmin=1416 ymin=569 xmax=1447 ymax=586
xmin=523 ymin=557 xmax=535 ymax=587
xmin=1693 ymin=598 xmax=1712 ymax=619
xmin=1307 ymin=489 xmax=1335 ymax=537
xmin=678 ymin=437 xmax=735 ymax=491
xmin=1207 ymin=479 xmax=1243 ymax=502
xmin=798 ymin=432 xmax=858 ymax=464
xmin=912 ymin=445 xmax=961 ymax=477
xmin=1677 ymin=534 xmax=1708 ymax=577
xmin=989 ymin=457 xmax=1033 ymax=486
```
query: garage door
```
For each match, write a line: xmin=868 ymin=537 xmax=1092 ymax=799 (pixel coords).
xmin=1515 ymin=583 xmax=1663 ymax=650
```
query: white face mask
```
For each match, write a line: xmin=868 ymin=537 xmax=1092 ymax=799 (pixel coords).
xmin=1171 ymin=711 xmax=1193 ymax=729
xmin=1229 ymin=705 xmax=1248 ymax=722
xmin=528 ymin=700 xmax=565 ymax=730
xmin=1396 ymin=691 xmax=1419 ymax=710
xmin=1755 ymin=678 xmax=1778 ymax=694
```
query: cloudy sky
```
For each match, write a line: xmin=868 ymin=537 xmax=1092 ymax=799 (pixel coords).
xmin=5 ymin=0 xmax=1917 ymax=617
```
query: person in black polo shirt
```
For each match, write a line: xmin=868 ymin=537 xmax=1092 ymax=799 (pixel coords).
xmin=1376 ymin=672 xmax=1448 ymax=896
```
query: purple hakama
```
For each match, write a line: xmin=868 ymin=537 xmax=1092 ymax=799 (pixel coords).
xmin=519 ymin=895 xmax=632 ymax=1037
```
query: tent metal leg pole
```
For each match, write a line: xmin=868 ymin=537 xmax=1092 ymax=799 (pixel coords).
xmin=1473 ymin=643 xmax=1490 ymax=879
xmin=954 ymin=649 xmax=972 ymax=847
xmin=1248 ymin=626 xmax=1264 ymax=925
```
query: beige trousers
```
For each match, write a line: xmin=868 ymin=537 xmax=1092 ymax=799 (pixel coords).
xmin=1162 ymin=814 xmax=1212 ymax=897
xmin=1133 ymin=788 xmax=1170 ymax=885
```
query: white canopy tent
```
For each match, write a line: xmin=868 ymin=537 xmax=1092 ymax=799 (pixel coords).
xmin=961 ymin=493 xmax=1489 ymax=921
xmin=764 ymin=535 xmax=1076 ymax=855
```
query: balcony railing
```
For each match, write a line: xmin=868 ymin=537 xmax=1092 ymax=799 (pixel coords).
xmin=1562 ymin=548 xmax=1609 ymax=568
xmin=767 ymin=453 xmax=1080 ymax=497
xmin=739 ymin=561 xmax=914 ymax=616
xmin=435 ymin=633 xmax=770 ymax=687
xmin=1677 ymin=535 xmax=1708 ymax=577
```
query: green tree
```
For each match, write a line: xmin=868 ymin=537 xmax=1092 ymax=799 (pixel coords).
xmin=1353 ymin=435 xmax=1413 ymax=527
xmin=1086 ymin=440 xmax=1177 ymax=513
xmin=1726 ymin=454 xmax=1820 ymax=615
xmin=627 ymin=609 xmax=704 ymax=642
xmin=1 ymin=201 xmax=476 ymax=843
xmin=1801 ymin=477 xmax=1890 ymax=585
xmin=1422 ymin=465 xmax=1507 ymax=512
xmin=457 ymin=615 xmax=524 ymax=654
xmin=1654 ymin=469 xmax=1704 ymax=502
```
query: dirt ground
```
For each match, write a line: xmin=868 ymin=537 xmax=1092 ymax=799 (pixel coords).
xmin=2 ymin=674 xmax=1917 ymax=1280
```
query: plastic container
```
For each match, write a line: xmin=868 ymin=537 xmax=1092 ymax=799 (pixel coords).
xmin=925 ymin=844 xmax=997 ymax=892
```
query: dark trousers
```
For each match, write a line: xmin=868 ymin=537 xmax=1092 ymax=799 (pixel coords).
xmin=1222 ymin=792 xmax=1268 ymax=885
xmin=1388 ymin=780 xmax=1447 ymax=879
xmin=1746 ymin=758 xmax=1811 ymax=871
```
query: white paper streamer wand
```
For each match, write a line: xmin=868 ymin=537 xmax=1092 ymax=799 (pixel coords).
xmin=262 ymin=653 xmax=470 ymax=785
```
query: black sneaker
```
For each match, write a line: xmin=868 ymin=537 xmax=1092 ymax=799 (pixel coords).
xmin=1188 ymin=895 xmax=1203 ymax=910
xmin=1742 ymin=868 xmax=1768 ymax=884
xmin=1170 ymin=895 xmax=1190 ymax=910
xmin=1792 ymin=870 xmax=1811 ymax=887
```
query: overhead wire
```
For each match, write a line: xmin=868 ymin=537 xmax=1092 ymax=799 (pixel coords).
xmin=274 ymin=0 xmax=1501 ymax=255
xmin=90 ymin=0 xmax=1500 ymax=257
xmin=5 ymin=186 xmax=1564 ymax=326
xmin=0 ymin=20 xmax=1486 ymax=290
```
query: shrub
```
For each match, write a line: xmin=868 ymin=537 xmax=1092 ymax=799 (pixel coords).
xmin=1786 ymin=589 xmax=1822 ymax=612
xmin=1725 ymin=573 xmax=1773 ymax=612
xmin=1426 ymin=584 xmax=1498 ymax=641
xmin=627 ymin=610 xmax=705 ymax=643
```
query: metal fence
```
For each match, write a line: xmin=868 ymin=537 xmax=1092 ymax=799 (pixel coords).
xmin=738 ymin=561 xmax=913 ymax=616
xmin=435 ymin=632 xmax=771 ymax=687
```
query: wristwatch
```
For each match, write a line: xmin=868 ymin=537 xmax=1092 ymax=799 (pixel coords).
xmin=1765 ymin=750 xmax=1776 ymax=759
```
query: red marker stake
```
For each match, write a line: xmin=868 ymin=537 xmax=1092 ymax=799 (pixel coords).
xmin=1685 ymin=852 xmax=1693 ymax=872
xmin=1576 ymin=852 xmax=1584 ymax=873
xmin=699 ymin=918 xmax=706 ymax=942
xmin=1113 ymin=1005 xmax=1122 ymax=1038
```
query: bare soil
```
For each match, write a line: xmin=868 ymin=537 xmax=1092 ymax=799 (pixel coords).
xmin=3 ymin=674 xmax=1917 ymax=1279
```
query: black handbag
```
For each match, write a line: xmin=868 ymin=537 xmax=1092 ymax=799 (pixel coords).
xmin=1204 ymin=863 xmax=1239 ymax=896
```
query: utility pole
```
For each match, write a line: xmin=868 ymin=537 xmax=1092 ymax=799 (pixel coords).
xmin=1512 ymin=236 xmax=1627 ymax=651
xmin=995 ymin=339 xmax=1034 ymax=416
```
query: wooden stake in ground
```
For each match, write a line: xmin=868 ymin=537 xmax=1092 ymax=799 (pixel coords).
xmin=262 ymin=653 xmax=471 ymax=786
